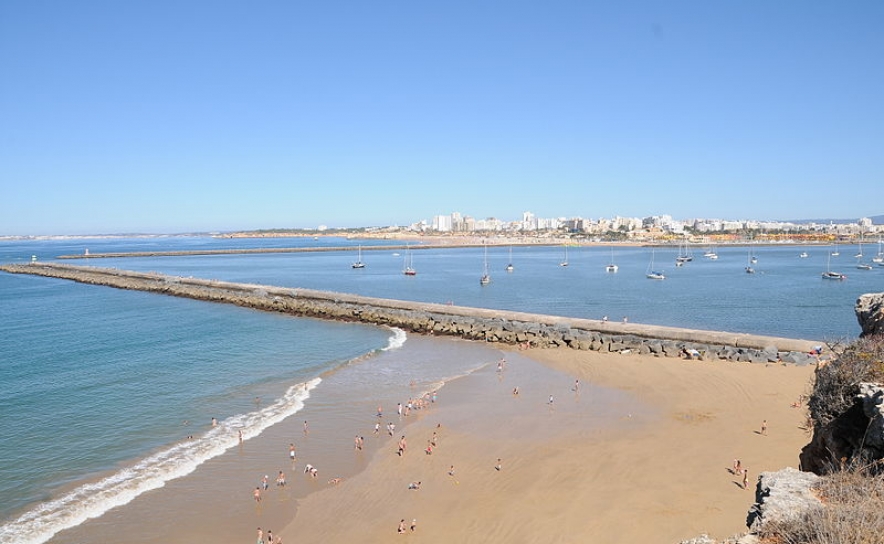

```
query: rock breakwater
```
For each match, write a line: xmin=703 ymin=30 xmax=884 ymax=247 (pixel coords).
xmin=0 ymin=263 xmax=820 ymax=363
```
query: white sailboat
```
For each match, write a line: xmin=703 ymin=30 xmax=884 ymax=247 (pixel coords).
xmin=873 ymin=240 xmax=883 ymax=264
xmin=856 ymin=234 xmax=872 ymax=269
xmin=745 ymin=249 xmax=755 ymax=274
xmin=505 ymin=246 xmax=514 ymax=272
xmin=559 ymin=245 xmax=569 ymax=267
xmin=831 ymin=243 xmax=840 ymax=257
xmin=646 ymin=249 xmax=665 ymax=280
xmin=480 ymin=245 xmax=491 ymax=285
xmin=703 ymin=246 xmax=718 ymax=259
xmin=351 ymin=245 xmax=365 ymax=269
xmin=605 ymin=246 xmax=618 ymax=273
xmin=403 ymin=245 xmax=416 ymax=276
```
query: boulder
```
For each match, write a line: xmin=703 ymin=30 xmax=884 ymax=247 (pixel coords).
xmin=747 ymin=467 xmax=822 ymax=531
xmin=856 ymin=292 xmax=884 ymax=337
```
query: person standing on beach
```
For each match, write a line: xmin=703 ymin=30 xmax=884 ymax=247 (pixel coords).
xmin=742 ymin=469 xmax=750 ymax=490
xmin=303 ymin=420 xmax=309 ymax=435
xmin=253 ymin=487 xmax=262 ymax=503
xmin=398 ymin=520 xmax=407 ymax=534
xmin=257 ymin=527 xmax=263 ymax=544
xmin=761 ymin=420 xmax=768 ymax=436
xmin=374 ymin=422 xmax=380 ymax=435
xmin=289 ymin=443 xmax=296 ymax=461
xmin=495 ymin=458 xmax=502 ymax=471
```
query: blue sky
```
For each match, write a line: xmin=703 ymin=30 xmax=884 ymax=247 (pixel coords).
xmin=1 ymin=1 xmax=881 ymax=235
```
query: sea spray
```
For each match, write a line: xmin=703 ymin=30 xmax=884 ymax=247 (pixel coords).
xmin=0 ymin=378 xmax=321 ymax=544
xmin=382 ymin=327 xmax=407 ymax=351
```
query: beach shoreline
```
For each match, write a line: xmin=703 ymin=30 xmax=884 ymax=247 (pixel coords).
xmin=38 ymin=337 xmax=815 ymax=544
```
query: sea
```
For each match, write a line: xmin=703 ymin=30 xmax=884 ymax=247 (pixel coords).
xmin=0 ymin=235 xmax=881 ymax=543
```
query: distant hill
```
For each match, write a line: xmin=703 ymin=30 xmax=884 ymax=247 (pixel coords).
xmin=782 ymin=214 xmax=884 ymax=225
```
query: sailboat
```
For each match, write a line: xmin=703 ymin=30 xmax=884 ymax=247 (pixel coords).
xmin=646 ymin=249 xmax=665 ymax=280
xmin=676 ymin=241 xmax=693 ymax=263
xmin=855 ymin=232 xmax=865 ymax=258
xmin=745 ymin=249 xmax=756 ymax=274
xmin=559 ymin=245 xmax=569 ymax=267
xmin=605 ymin=246 xmax=618 ymax=273
xmin=505 ymin=246 xmax=514 ymax=272
xmin=873 ymin=240 xmax=883 ymax=264
xmin=856 ymin=234 xmax=872 ymax=269
xmin=703 ymin=246 xmax=718 ymax=260
xmin=480 ymin=245 xmax=491 ymax=285
xmin=822 ymin=252 xmax=846 ymax=280
xmin=831 ymin=243 xmax=840 ymax=257
xmin=351 ymin=245 xmax=366 ymax=269
xmin=403 ymin=245 xmax=416 ymax=276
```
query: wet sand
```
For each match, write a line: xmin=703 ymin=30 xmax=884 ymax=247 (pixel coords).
xmin=279 ymin=348 xmax=815 ymax=543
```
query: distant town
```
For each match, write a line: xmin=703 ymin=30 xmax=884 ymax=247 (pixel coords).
xmin=298 ymin=212 xmax=884 ymax=244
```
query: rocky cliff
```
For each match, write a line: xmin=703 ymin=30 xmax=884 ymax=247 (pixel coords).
xmin=856 ymin=292 xmax=884 ymax=338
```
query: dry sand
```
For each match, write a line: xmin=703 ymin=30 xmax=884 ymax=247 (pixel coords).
xmin=279 ymin=348 xmax=816 ymax=544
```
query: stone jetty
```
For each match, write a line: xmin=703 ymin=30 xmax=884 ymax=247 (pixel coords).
xmin=0 ymin=262 xmax=821 ymax=363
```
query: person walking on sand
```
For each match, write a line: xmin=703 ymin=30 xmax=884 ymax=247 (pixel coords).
xmin=276 ymin=471 xmax=286 ymax=487
xmin=742 ymin=469 xmax=750 ymax=490
xmin=303 ymin=420 xmax=309 ymax=434
xmin=761 ymin=419 xmax=768 ymax=436
xmin=289 ymin=443 xmax=296 ymax=461
xmin=266 ymin=530 xmax=273 ymax=544
xmin=253 ymin=487 xmax=262 ymax=503
xmin=374 ymin=422 xmax=380 ymax=435
xmin=262 ymin=474 xmax=269 ymax=491
xmin=410 ymin=519 xmax=417 ymax=532
xmin=398 ymin=519 xmax=407 ymax=534
xmin=495 ymin=458 xmax=502 ymax=471
xmin=257 ymin=527 xmax=264 ymax=544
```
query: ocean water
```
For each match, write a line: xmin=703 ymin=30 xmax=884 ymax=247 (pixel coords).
xmin=0 ymin=236 xmax=881 ymax=543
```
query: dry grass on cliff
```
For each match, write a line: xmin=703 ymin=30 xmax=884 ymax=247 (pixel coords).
xmin=808 ymin=337 xmax=884 ymax=430
xmin=758 ymin=461 xmax=884 ymax=544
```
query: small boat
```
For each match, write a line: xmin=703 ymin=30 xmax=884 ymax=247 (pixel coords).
xmin=403 ymin=245 xmax=416 ymax=276
xmin=873 ymin=240 xmax=883 ymax=264
xmin=606 ymin=246 xmax=618 ymax=273
xmin=351 ymin=246 xmax=366 ymax=269
xmin=745 ymin=249 xmax=755 ymax=273
xmin=480 ymin=245 xmax=491 ymax=285
xmin=799 ymin=251 xmax=809 ymax=258
xmin=559 ymin=245 xmax=569 ymax=267
xmin=831 ymin=243 xmax=840 ymax=257
xmin=822 ymin=253 xmax=845 ymax=280
xmin=703 ymin=246 xmax=718 ymax=260
xmin=646 ymin=249 xmax=665 ymax=280
xmin=676 ymin=241 xmax=693 ymax=263
xmin=856 ymin=263 xmax=873 ymax=271
xmin=505 ymin=246 xmax=514 ymax=272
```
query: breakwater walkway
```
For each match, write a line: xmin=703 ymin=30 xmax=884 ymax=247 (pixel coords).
xmin=0 ymin=262 xmax=822 ymax=364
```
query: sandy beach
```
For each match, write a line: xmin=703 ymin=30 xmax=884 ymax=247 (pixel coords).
xmin=279 ymin=347 xmax=815 ymax=544
xmin=44 ymin=339 xmax=815 ymax=544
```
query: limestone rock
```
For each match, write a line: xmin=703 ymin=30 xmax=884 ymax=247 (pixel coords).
xmin=856 ymin=292 xmax=884 ymax=337
xmin=747 ymin=467 xmax=822 ymax=531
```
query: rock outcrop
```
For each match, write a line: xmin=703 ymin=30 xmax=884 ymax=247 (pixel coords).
xmin=800 ymin=381 xmax=884 ymax=475
xmin=856 ymin=292 xmax=884 ymax=338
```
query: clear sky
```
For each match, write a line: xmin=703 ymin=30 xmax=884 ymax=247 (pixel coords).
xmin=1 ymin=1 xmax=881 ymax=235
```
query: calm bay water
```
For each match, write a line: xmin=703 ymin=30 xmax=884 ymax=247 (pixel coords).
xmin=0 ymin=235 xmax=881 ymax=542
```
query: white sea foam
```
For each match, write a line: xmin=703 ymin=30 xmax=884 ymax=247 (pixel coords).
xmin=0 ymin=377 xmax=321 ymax=544
xmin=382 ymin=327 xmax=407 ymax=351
